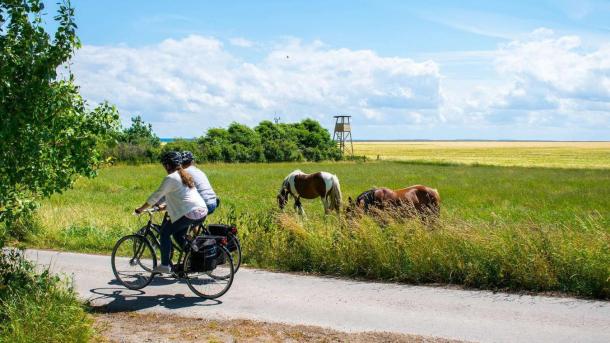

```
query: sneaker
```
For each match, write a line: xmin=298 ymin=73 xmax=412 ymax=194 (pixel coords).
xmin=152 ymin=264 xmax=171 ymax=274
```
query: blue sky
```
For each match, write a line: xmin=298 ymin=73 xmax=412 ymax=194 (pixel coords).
xmin=51 ymin=0 xmax=610 ymax=139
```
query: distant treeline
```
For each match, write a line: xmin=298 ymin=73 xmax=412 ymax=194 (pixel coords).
xmin=103 ymin=116 xmax=342 ymax=163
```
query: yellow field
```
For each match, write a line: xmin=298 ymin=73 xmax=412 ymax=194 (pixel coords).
xmin=353 ymin=141 xmax=610 ymax=169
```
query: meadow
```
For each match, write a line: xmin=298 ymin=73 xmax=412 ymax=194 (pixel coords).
xmin=354 ymin=141 xmax=610 ymax=169
xmin=31 ymin=152 xmax=610 ymax=298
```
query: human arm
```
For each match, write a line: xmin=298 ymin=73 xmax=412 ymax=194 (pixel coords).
xmin=135 ymin=176 xmax=173 ymax=214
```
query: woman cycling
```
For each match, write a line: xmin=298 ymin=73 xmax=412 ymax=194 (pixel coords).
xmin=181 ymin=151 xmax=218 ymax=214
xmin=135 ymin=151 xmax=207 ymax=274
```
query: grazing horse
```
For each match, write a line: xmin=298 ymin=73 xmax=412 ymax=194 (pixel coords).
xmin=277 ymin=170 xmax=342 ymax=215
xmin=348 ymin=185 xmax=440 ymax=219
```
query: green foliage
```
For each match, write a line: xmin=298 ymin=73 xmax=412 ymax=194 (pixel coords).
xmin=195 ymin=120 xmax=339 ymax=163
xmin=0 ymin=249 xmax=93 ymax=342
xmin=102 ymin=116 xmax=161 ymax=164
xmin=0 ymin=0 xmax=120 ymax=226
xmin=105 ymin=118 xmax=340 ymax=163
xmin=162 ymin=138 xmax=200 ymax=156
xmin=120 ymin=115 xmax=161 ymax=146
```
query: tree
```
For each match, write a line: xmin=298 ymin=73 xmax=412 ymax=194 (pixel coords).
xmin=0 ymin=0 xmax=119 ymax=226
xmin=121 ymin=115 xmax=160 ymax=147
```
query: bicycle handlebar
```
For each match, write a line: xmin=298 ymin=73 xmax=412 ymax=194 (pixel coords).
xmin=133 ymin=206 xmax=164 ymax=217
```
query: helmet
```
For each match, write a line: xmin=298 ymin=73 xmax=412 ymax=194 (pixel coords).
xmin=181 ymin=151 xmax=195 ymax=164
xmin=160 ymin=151 xmax=183 ymax=167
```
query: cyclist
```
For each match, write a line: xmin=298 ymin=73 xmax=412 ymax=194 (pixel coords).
xmin=135 ymin=151 xmax=207 ymax=274
xmin=181 ymin=151 xmax=218 ymax=215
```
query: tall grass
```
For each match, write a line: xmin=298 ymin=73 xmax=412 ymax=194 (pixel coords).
xmin=28 ymin=161 xmax=610 ymax=298
xmin=217 ymin=207 xmax=609 ymax=298
xmin=0 ymin=249 xmax=94 ymax=342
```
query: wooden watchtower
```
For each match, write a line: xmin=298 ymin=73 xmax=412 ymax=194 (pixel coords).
xmin=332 ymin=115 xmax=353 ymax=156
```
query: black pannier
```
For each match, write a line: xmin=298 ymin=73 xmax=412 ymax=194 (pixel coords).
xmin=207 ymin=224 xmax=238 ymax=252
xmin=189 ymin=237 xmax=218 ymax=272
xmin=207 ymin=224 xmax=231 ymax=236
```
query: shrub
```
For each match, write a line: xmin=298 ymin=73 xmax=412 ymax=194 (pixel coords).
xmin=105 ymin=118 xmax=341 ymax=164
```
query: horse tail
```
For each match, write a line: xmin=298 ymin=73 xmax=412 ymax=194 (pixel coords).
xmin=329 ymin=174 xmax=342 ymax=212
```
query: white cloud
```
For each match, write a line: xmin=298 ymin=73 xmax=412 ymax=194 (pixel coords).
xmin=72 ymin=35 xmax=440 ymax=137
xmin=440 ymin=28 xmax=610 ymax=132
xmin=71 ymin=30 xmax=610 ymax=139
xmin=229 ymin=37 xmax=255 ymax=48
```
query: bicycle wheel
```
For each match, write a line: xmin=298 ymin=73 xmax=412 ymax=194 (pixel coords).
xmin=228 ymin=234 xmax=242 ymax=273
xmin=185 ymin=245 xmax=234 ymax=299
xmin=111 ymin=234 xmax=157 ymax=290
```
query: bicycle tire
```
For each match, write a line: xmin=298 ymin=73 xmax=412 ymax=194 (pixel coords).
xmin=228 ymin=233 xmax=242 ymax=273
xmin=111 ymin=234 xmax=157 ymax=290
xmin=184 ymin=245 xmax=234 ymax=299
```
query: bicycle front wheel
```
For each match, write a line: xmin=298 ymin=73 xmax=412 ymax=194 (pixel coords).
xmin=185 ymin=245 xmax=234 ymax=299
xmin=111 ymin=234 xmax=157 ymax=290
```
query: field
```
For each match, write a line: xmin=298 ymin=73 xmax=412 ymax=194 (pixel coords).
xmin=354 ymin=141 xmax=610 ymax=169
xmin=31 ymin=144 xmax=610 ymax=298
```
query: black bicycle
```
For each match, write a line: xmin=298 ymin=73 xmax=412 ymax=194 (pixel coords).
xmin=111 ymin=208 xmax=236 ymax=299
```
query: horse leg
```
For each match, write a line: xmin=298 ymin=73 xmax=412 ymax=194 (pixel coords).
xmin=294 ymin=196 xmax=306 ymax=216
xmin=322 ymin=196 xmax=329 ymax=214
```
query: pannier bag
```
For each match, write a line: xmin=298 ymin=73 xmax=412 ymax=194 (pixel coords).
xmin=189 ymin=237 xmax=218 ymax=272
xmin=207 ymin=224 xmax=238 ymax=252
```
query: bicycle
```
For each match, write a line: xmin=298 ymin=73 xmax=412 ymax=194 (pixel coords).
xmin=111 ymin=208 xmax=235 ymax=299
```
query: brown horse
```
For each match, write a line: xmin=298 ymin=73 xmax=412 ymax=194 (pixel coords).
xmin=348 ymin=185 xmax=440 ymax=219
xmin=277 ymin=170 xmax=342 ymax=215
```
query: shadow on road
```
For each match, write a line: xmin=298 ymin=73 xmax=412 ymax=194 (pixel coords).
xmin=88 ymin=279 xmax=221 ymax=313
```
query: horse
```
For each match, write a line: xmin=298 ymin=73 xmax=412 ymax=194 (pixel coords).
xmin=277 ymin=170 xmax=342 ymax=215
xmin=348 ymin=185 xmax=440 ymax=220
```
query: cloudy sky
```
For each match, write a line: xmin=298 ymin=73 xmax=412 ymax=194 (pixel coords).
xmin=54 ymin=0 xmax=610 ymax=140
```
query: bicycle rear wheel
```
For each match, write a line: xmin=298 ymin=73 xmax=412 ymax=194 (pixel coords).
xmin=185 ymin=245 xmax=234 ymax=299
xmin=111 ymin=234 xmax=157 ymax=290
xmin=228 ymin=234 xmax=242 ymax=273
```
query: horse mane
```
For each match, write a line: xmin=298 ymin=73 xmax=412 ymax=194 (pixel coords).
xmin=356 ymin=188 xmax=377 ymax=209
xmin=279 ymin=170 xmax=304 ymax=194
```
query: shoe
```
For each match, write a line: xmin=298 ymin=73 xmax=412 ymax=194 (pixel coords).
xmin=152 ymin=264 xmax=171 ymax=274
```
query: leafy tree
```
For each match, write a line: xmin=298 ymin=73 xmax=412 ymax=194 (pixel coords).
xmin=227 ymin=123 xmax=264 ymax=162
xmin=0 ymin=0 xmax=119 ymax=226
xmin=121 ymin=115 xmax=160 ymax=147
xmin=255 ymin=120 xmax=302 ymax=161
xmin=199 ymin=128 xmax=230 ymax=162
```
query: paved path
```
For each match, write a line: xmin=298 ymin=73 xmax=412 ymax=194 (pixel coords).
xmin=26 ymin=249 xmax=610 ymax=343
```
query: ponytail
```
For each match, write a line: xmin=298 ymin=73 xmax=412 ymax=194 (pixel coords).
xmin=176 ymin=166 xmax=195 ymax=188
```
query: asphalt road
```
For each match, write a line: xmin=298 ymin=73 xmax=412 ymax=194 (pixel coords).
xmin=25 ymin=249 xmax=610 ymax=343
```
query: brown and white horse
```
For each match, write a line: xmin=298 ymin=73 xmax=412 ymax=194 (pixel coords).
xmin=348 ymin=185 xmax=440 ymax=219
xmin=277 ymin=170 xmax=342 ymax=215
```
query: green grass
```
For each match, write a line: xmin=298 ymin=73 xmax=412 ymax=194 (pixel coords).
xmin=31 ymin=161 xmax=610 ymax=298
xmin=0 ymin=249 xmax=94 ymax=343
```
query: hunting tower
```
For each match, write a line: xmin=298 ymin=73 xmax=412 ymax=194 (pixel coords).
xmin=332 ymin=115 xmax=353 ymax=156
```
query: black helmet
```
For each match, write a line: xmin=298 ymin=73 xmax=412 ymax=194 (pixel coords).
xmin=160 ymin=151 xmax=183 ymax=168
xmin=181 ymin=151 xmax=195 ymax=164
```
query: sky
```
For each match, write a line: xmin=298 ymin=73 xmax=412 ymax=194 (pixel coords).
xmin=48 ymin=0 xmax=610 ymax=140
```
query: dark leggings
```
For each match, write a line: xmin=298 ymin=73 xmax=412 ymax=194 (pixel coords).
xmin=159 ymin=215 xmax=200 ymax=266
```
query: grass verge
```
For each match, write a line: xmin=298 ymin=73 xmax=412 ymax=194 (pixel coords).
xmin=0 ymin=249 xmax=94 ymax=343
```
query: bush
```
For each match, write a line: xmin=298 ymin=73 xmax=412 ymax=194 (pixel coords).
xmin=0 ymin=249 xmax=94 ymax=342
xmin=104 ymin=118 xmax=341 ymax=164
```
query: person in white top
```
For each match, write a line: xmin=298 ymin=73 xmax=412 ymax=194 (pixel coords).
xmin=135 ymin=151 xmax=207 ymax=274
xmin=181 ymin=151 xmax=218 ymax=214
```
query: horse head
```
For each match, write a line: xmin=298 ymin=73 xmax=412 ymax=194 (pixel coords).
xmin=277 ymin=187 xmax=289 ymax=209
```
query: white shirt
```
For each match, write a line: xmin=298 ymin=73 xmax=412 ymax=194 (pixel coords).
xmin=146 ymin=171 xmax=206 ymax=223
xmin=185 ymin=165 xmax=217 ymax=207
